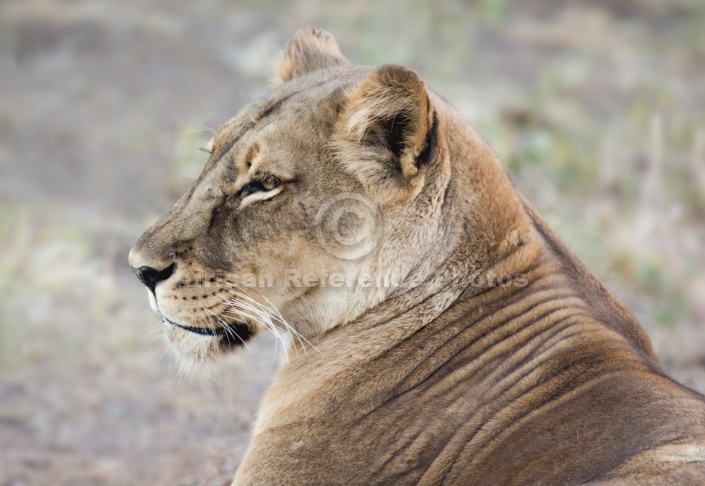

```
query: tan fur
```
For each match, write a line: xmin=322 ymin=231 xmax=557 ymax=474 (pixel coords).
xmin=275 ymin=27 xmax=349 ymax=86
xmin=129 ymin=28 xmax=705 ymax=485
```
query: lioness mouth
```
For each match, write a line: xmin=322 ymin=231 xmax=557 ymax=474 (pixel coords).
xmin=165 ymin=318 xmax=253 ymax=345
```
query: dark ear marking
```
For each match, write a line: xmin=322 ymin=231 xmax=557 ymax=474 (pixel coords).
xmin=418 ymin=110 xmax=438 ymax=166
xmin=334 ymin=64 xmax=434 ymax=189
xmin=380 ymin=114 xmax=413 ymax=163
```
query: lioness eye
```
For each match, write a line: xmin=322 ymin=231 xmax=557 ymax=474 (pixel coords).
xmin=241 ymin=176 xmax=279 ymax=196
xmin=261 ymin=177 xmax=278 ymax=191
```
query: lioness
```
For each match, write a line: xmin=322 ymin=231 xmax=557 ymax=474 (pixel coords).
xmin=129 ymin=28 xmax=705 ymax=485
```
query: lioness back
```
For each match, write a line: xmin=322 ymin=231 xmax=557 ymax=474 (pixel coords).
xmin=129 ymin=28 xmax=705 ymax=485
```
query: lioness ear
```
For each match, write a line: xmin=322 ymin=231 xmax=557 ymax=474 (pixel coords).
xmin=275 ymin=28 xmax=349 ymax=85
xmin=335 ymin=64 xmax=437 ymax=189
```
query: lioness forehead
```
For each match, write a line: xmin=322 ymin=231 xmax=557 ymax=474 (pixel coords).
xmin=209 ymin=67 xmax=367 ymax=160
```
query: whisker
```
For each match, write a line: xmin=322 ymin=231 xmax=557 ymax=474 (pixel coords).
xmin=223 ymin=304 xmax=288 ymax=365
xmin=227 ymin=289 xmax=319 ymax=355
xmin=225 ymin=290 xmax=299 ymax=352
xmin=202 ymin=305 xmax=252 ymax=351
xmin=214 ymin=292 xmax=287 ymax=362
xmin=255 ymin=292 xmax=320 ymax=354
xmin=223 ymin=290 xmax=299 ymax=359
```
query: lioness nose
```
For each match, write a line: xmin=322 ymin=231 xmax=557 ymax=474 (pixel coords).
xmin=133 ymin=264 xmax=175 ymax=293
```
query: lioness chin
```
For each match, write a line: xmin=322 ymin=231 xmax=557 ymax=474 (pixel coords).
xmin=129 ymin=28 xmax=705 ymax=485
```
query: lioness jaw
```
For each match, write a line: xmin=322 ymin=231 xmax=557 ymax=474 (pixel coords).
xmin=129 ymin=28 xmax=705 ymax=485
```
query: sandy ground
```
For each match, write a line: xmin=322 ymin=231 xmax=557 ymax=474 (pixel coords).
xmin=1 ymin=1 xmax=704 ymax=484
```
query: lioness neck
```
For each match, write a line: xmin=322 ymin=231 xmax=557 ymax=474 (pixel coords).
xmin=245 ymin=191 xmax=670 ymax=483
xmin=238 ymin=99 xmax=683 ymax=486
xmin=256 ymin=108 xmax=660 ymax=430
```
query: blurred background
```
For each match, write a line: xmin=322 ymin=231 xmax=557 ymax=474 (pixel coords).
xmin=1 ymin=0 xmax=704 ymax=484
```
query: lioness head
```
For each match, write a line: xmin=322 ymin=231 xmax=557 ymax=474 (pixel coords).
xmin=129 ymin=28 xmax=522 ymax=367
